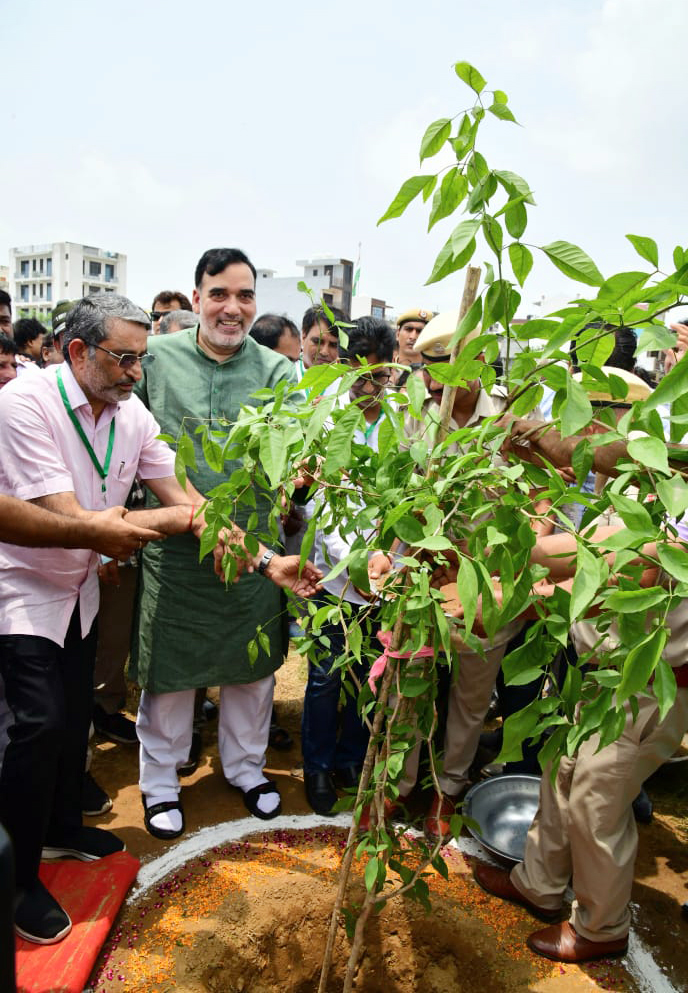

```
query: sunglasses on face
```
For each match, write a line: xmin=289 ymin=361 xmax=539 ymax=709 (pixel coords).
xmin=92 ymin=343 xmax=154 ymax=368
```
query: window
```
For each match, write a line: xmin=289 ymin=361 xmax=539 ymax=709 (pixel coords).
xmin=89 ymin=285 xmax=101 ymax=294
xmin=312 ymin=269 xmax=319 ymax=277
xmin=20 ymin=285 xmax=29 ymax=302
xmin=46 ymin=284 xmax=52 ymax=302
xmin=46 ymin=258 xmax=52 ymax=276
xmin=372 ymin=306 xmax=384 ymax=319
xmin=20 ymin=260 xmax=29 ymax=276
xmin=89 ymin=261 xmax=102 ymax=277
xmin=105 ymin=263 xmax=115 ymax=282
xmin=32 ymin=259 xmax=37 ymax=272
xmin=39 ymin=258 xmax=44 ymax=274
xmin=39 ymin=284 xmax=44 ymax=298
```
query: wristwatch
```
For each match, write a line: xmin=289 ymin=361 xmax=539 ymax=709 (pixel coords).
xmin=257 ymin=549 xmax=276 ymax=576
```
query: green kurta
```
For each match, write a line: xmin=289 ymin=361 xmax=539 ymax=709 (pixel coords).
xmin=130 ymin=328 xmax=299 ymax=693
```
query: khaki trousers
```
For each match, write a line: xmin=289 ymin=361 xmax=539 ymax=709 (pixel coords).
xmin=399 ymin=637 xmax=512 ymax=797
xmin=511 ymin=688 xmax=688 ymax=941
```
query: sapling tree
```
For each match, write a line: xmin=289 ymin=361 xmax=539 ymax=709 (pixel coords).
xmin=174 ymin=61 xmax=688 ymax=992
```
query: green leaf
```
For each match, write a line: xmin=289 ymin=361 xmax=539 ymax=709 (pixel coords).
xmin=604 ymin=586 xmax=668 ymax=613
xmin=653 ymin=658 xmax=677 ymax=722
xmin=428 ymin=169 xmax=468 ymax=231
xmin=560 ymin=376 xmax=593 ymax=438
xmin=644 ymin=352 xmax=688 ymax=412
xmin=395 ymin=514 xmax=425 ymax=544
xmin=608 ymin=492 xmax=654 ymax=533
xmin=406 ymin=370 xmax=426 ymax=417
xmin=494 ymin=170 xmax=536 ymax=204
xmin=457 ymin=557 xmax=478 ymax=636
xmin=488 ymin=102 xmax=517 ymax=124
xmin=400 ymin=676 xmax=432 ymax=698
xmin=570 ymin=543 xmax=602 ymax=621
xmin=247 ymin=638 xmax=258 ymax=666
xmin=323 ymin=405 xmax=361 ymax=476
xmin=425 ymin=235 xmax=475 ymax=286
xmin=657 ymin=542 xmax=688 ymax=583
xmin=505 ymin=200 xmax=527 ymax=239
xmin=411 ymin=535 xmax=454 ymax=551
xmin=420 ymin=118 xmax=452 ymax=162
xmin=626 ymin=234 xmax=659 ymax=268
xmin=617 ymin=627 xmax=667 ymax=704
xmin=541 ymin=241 xmax=604 ymax=287
xmin=482 ymin=215 xmax=503 ymax=255
xmin=454 ymin=61 xmax=486 ymax=93
xmin=377 ymin=175 xmax=436 ymax=224
xmin=656 ymin=475 xmax=688 ymax=518
xmin=627 ymin=435 xmax=670 ymax=474
xmin=509 ymin=243 xmax=533 ymax=287
xmin=365 ymin=856 xmax=380 ymax=891
xmin=493 ymin=89 xmax=508 ymax=104
xmin=258 ymin=427 xmax=288 ymax=488
xmin=451 ymin=218 xmax=482 ymax=256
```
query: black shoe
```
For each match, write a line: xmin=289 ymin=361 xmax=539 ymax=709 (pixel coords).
xmin=82 ymin=771 xmax=113 ymax=816
xmin=93 ymin=704 xmax=138 ymax=745
xmin=42 ymin=826 xmax=125 ymax=861
xmin=632 ymin=787 xmax=653 ymax=824
xmin=268 ymin=721 xmax=294 ymax=751
xmin=201 ymin=697 xmax=218 ymax=722
xmin=178 ymin=730 xmax=203 ymax=777
xmin=15 ymin=881 xmax=72 ymax=944
xmin=334 ymin=765 xmax=360 ymax=790
xmin=304 ymin=771 xmax=338 ymax=815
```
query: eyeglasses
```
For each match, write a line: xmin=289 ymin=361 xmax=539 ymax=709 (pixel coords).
xmin=92 ymin=343 xmax=153 ymax=368
xmin=355 ymin=370 xmax=392 ymax=386
xmin=150 ymin=311 xmax=164 ymax=322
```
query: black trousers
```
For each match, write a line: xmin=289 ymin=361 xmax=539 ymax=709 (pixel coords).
xmin=0 ymin=605 xmax=96 ymax=889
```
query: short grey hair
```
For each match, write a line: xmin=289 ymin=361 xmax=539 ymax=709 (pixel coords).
xmin=63 ymin=294 xmax=151 ymax=362
xmin=159 ymin=309 xmax=198 ymax=335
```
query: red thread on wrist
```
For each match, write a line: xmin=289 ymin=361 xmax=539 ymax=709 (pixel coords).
xmin=188 ymin=505 xmax=195 ymax=531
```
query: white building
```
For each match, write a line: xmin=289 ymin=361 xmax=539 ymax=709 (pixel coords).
xmin=9 ymin=242 xmax=127 ymax=318
xmin=255 ymin=256 xmax=355 ymax=323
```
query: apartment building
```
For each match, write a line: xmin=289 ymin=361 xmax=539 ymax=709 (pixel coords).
xmin=9 ymin=242 xmax=127 ymax=318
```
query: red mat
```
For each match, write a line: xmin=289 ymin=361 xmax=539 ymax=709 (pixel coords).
xmin=15 ymin=852 xmax=140 ymax=993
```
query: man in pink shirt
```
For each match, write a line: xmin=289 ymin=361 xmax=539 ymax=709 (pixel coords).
xmin=0 ymin=294 xmax=189 ymax=945
xmin=0 ymin=293 xmax=321 ymax=946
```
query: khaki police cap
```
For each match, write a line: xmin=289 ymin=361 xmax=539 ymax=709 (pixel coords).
xmin=396 ymin=308 xmax=433 ymax=329
xmin=412 ymin=309 xmax=480 ymax=358
xmin=573 ymin=366 xmax=652 ymax=403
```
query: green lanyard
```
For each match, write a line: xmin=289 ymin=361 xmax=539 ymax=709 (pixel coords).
xmin=57 ymin=367 xmax=115 ymax=499
xmin=363 ymin=412 xmax=383 ymax=443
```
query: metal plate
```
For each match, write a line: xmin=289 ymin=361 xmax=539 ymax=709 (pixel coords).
xmin=464 ymin=774 xmax=541 ymax=865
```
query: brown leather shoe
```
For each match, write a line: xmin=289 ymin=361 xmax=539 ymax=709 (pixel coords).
xmin=527 ymin=921 xmax=628 ymax=963
xmin=358 ymin=796 xmax=405 ymax=833
xmin=424 ymin=791 xmax=458 ymax=844
xmin=473 ymin=862 xmax=563 ymax=923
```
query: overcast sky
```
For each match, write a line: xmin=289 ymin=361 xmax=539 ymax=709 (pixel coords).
xmin=2 ymin=0 xmax=687 ymax=319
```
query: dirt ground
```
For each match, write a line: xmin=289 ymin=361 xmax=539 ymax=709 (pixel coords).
xmin=85 ymin=651 xmax=688 ymax=992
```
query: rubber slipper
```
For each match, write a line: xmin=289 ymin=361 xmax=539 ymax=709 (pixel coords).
xmin=239 ymin=780 xmax=282 ymax=820
xmin=143 ymin=797 xmax=185 ymax=839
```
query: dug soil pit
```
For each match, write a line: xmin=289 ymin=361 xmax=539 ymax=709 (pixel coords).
xmin=92 ymin=826 xmax=649 ymax=993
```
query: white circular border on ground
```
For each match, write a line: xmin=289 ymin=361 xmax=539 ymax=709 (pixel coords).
xmin=127 ymin=813 xmax=680 ymax=993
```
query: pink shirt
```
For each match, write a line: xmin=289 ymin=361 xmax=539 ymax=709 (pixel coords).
xmin=0 ymin=363 xmax=176 ymax=644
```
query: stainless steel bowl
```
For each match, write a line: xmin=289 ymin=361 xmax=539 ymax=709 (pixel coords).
xmin=463 ymin=774 xmax=541 ymax=865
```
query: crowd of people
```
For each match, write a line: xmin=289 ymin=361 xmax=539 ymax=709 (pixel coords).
xmin=0 ymin=255 xmax=686 ymax=969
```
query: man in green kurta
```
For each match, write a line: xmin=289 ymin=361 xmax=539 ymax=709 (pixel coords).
xmin=131 ymin=248 xmax=301 ymax=835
